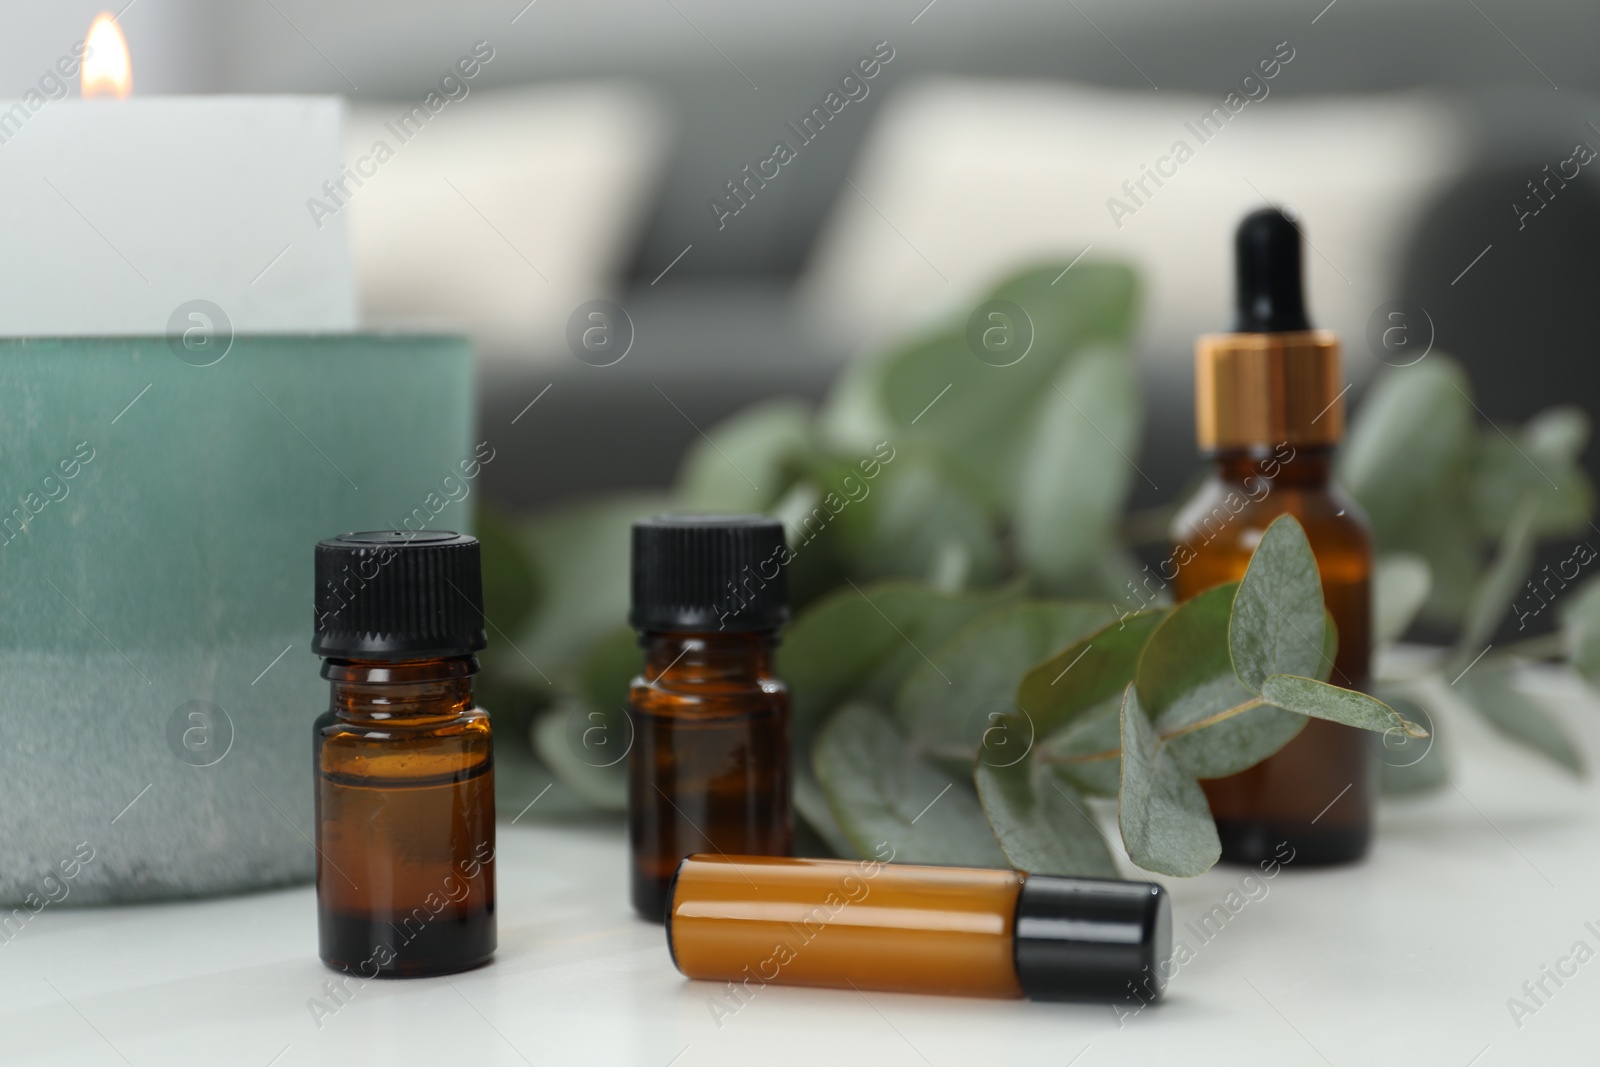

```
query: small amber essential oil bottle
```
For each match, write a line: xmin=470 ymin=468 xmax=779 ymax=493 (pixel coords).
xmin=667 ymin=855 xmax=1170 ymax=1002
xmin=1171 ymin=208 xmax=1375 ymax=865
xmin=312 ymin=531 xmax=496 ymax=977
xmin=628 ymin=515 xmax=792 ymax=922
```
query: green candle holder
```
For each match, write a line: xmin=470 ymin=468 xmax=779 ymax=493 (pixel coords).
xmin=0 ymin=333 xmax=473 ymax=905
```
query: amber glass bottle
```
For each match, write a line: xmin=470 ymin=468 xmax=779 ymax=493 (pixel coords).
xmin=312 ymin=531 xmax=496 ymax=977
xmin=1170 ymin=208 xmax=1374 ymax=866
xmin=667 ymin=854 xmax=1170 ymax=1003
xmin=628 ymin=516 xmax=792 ymax=922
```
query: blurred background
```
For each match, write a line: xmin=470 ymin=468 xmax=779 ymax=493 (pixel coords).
xmin=7 ymin=0 xmax=1597 ymax=522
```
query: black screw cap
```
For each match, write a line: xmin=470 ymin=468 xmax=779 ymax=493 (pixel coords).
xmin=630 ymin=514 xmax=788 ymax=634
xmin=312 ymin=530 xmax=487 ymax=660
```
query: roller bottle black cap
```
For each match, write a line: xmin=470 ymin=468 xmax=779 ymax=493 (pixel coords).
xmin=1233 ymin=207 xmax=1312 ymax=333
xmin=1013 ymin=874 xmax=1171 ymax=1002
xmin=630 ymin=514 xmax=788 ymax=633
xmin=312 ymin=530 xmax=487 ymax=659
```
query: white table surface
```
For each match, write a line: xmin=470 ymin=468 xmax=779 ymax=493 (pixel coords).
xmin=5 ymin=665 xmax=1599 ymax=1067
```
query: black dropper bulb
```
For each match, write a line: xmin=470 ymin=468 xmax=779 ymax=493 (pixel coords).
xmin=1233 ymin=207 xmax=1312 ymax=333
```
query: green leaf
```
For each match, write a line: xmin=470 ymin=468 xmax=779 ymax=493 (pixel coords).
xmin=794 ymin=775 xmax=859 ymax=859
xmin=1017 ymin=609 xmax=1169 ymax=736
xmin=781 ymin=580 xmax=1025 ymax=753
xmin=1340 ymin=356 xmax=1476 ymax=543
xmin=976 ymin=760 xmax=1119 ymax=877
xmin=673 ymin=398 xmax=812 ymax=513
xmin=1469 ymin=406 xmax=1594 ymax=540
xmin=1452 ymin=491 xmax=1541 ymax=672
xmin=1374 ymin=554 xmax=1432 ymax=647
xmin=1014 ymin=347 xmax=1143 ymax=588
xmin=1375 ymin=691 xmax=1449 ymax=796
xmin=815 ymin=703 xmax=1007 ymax=866
xmin=527 ymin=626 xmax=640 ymax=811
xmin=1117 ymin=684 xmax=1220 ymax=876
xmin=1138 ymin=583 xmax=1305 ymax=779
xmin=779 ymin=580 xmax=1022 ymax=846
xmin=1259 ymin=674 xmax=1428 ymax=737
xmin=476 ymin=501 xmax=539 ymax=640
xmin=1231 ymin=515 xmax=1328 ymax=691
xmin=531 ymin=701 xmax=629 ymax=810
xmin=515 ymin=492 xmax=670 ymax=673
xmin=491 ymin=731 xmax=596 ymax=820
xmin=842 ymin=453 xmax=1004 ymax=587
xmin=1339 ymin=357 xmax=1480 ymax=623
xmin=1037 ymin=703 xmax=1123 ymax=796
xmin=877 ymin=263 xmax=1138 ymax=512
xmin=816 ymin=351 xmax=895 ymax=454
xmin=895 ymin=600 xmax=1113 ymax=756
xmin=1562 ymin=576 xmax=1600 ymax=690
xmin=1458 ymin=667 xmax=1584 ymax=775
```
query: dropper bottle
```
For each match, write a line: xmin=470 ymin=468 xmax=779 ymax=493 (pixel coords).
xmin=1170 ymin=208 xmax=1375 ymax=865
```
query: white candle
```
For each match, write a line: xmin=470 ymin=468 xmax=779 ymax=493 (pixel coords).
xmin=0 ymin=17 xmax=356 ymax=337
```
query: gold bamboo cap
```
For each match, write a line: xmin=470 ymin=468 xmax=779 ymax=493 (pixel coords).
xmin=1194 ymin=329 xmax=1342 ymax=451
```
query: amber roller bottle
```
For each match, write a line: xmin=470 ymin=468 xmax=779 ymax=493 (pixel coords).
xmin=628 ymin=515 xmax=792 ymax=922
xmin=1170 ymin=208 xmax=1374 ymax=865
xmin=312 ymin=531 xmax=495 ymax=977
xmin=667 ymin=855 xmax=1170 ymax=1002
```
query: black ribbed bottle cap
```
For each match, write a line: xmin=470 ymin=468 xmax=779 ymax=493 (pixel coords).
xmin=1234 ymin=206 xmax=1312 ymax=333
xmin=630 ymin=515 xmax=788 ymax=633
xmin=312 ymin=531 xmax=487 ymax=659
xmin=1013 ymin=875 xmax=1170 ymax=1003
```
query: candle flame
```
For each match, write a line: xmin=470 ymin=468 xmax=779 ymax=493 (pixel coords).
xmin=82 ymin=14 xmax=132 ymax=99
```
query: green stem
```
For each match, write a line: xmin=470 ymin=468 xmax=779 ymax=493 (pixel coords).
xmin=1040 ymin=695 xmax=1268 ymax=765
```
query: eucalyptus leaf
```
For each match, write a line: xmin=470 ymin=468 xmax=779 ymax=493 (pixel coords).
xmin=844 ymin=453 xmax=1004 ymax=587
xmin=1452 ymin=491 xmax=1541 ymax=673
xmin=794 ymin=777 xmax=859 ymax=859
xmin=476 ymin=502 xmax=540 ymax=641
xmin=1339 ymin=356 xmax=1475 ymax=542
xmin=780 ymin=580 xmax=1022 ymax=847
xmin=1469 ymin=407 xmax=1594 ymax=540
xmin=1338 ymin=356 xmax=1479 ymax=623
xmin=1395 ymin=500 xmax=1487 ymax=625
xmin=895 ymin=600 xmax=1113 ymax=755
xmin=1231 ymin=515 xmax=1327 ymax=691
xmin=525 ymin=625 xmax=640 ymax=811
xmin=1117 ymin=684 xmax=1220 ymax=876
xmin=515 ymin=492 xmax=671 ymax=673
xmin=1017 ymin=609 xmax=1169 ymax=736
xmin=1562 ymin=576 xmax=1600 ymax=690
xmin=975 ymin=760 xmax=1119 ymax=877
xmin=492 ymin=726 xmax=596 ymax=820
xmin=1014 ymin=346 xmax=1142 ymax=588
xmin=815 ymin=703 xmax=1007 ymax=866
xmin=1374 ymin=554 xmax=1432 ymax=647
xmin=674 ymin=398 xmax=812 ymax=513
xmin=1038 ymin=703 xmax=1123 ymax=796
xmin=1457 ymin=667 xmax=1584 ymax=775
xmin=817 ymin=352 xmax=895 ymax=453
xmin=1525 ymin=405 xmax=1590 ymax=458
xmin=877 ymin=263 xmax=1138 ymax=512
xmin=531 ymin=701 xmax=629 ymax=810
xmin=1138 ymin=583 xmax=1305 ymax=780
xmin=781 ymin=580 xmax=1025 ymax=752
xmin=1259 ymin=674 xmax=1428 ymax=737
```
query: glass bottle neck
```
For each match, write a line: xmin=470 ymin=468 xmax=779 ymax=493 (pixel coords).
xmin=322 ymin=655 xmax=477 ymax=722
xmin=639 ymin=632 xmax=777 ymax=686
xmin=1210 ymin=444 xmax=1333 ymax=488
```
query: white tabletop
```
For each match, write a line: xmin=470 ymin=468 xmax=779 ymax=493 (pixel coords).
xmin=4 ymin=664 xmax=1598 ymax=1067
